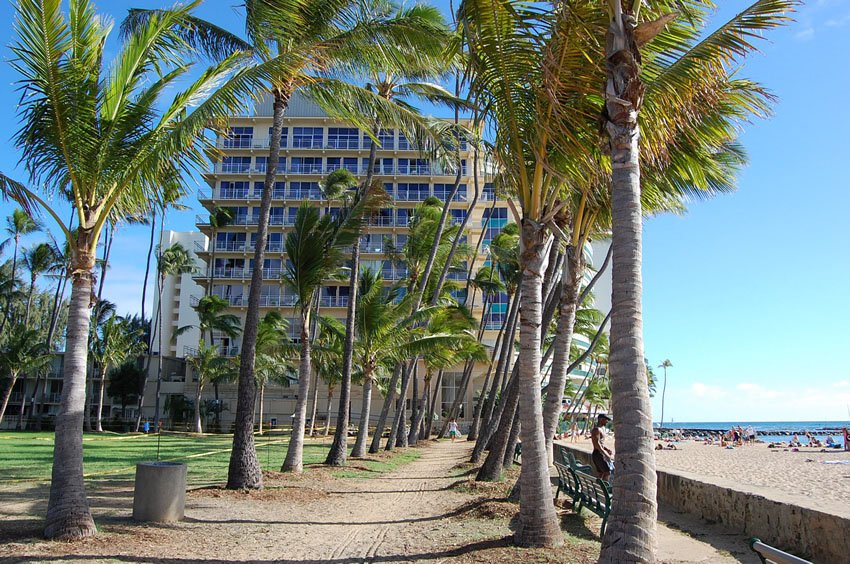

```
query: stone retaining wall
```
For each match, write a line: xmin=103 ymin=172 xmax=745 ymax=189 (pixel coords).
xmin=555 ymin=443 xmax=850 ymax=563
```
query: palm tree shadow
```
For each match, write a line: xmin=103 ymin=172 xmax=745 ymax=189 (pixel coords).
xmin=559 ymin=508 xmax=601 ymax=541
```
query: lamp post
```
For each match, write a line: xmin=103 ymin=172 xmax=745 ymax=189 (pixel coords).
xmin=658 ymin=359 xmax=672 ymax=432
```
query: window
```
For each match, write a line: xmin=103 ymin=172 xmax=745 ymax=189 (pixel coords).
xmin=482 ymin=207 xmax=508 ymax=246
xmin=448 ymin=260 xmax=468 ymax=281
xmin=224 ymin=206 xmax=248 ymax=224
xmin=433 ymin=183 xmax=458 ymax=201
xmin=364 ymin=128 xmax=395 ymax=149
xmin=221 ymin=156 xmax=251 ymax=173
xmin=482 ymin=182 xmax=495 ymax=201
xmin=289 ymin=157 xmax=322 ymax=174
xmin=255 ymin=156 xmax=268 ymax=173
xmin=449 ymin=209 xmax=466 ymax=226
xmin=327 ymin=127 xmax=359 ymax=149
xmin=288 ymin=181 xmax=321 ymax=200
xmin=380 ymin=158 xmax=394 ymax=174
xmin=485 ymin=291 xmax=509 ymax=329
xmin=292 ymin=127 xmax=323 ymax=148
xmin=441 ymin=372 xmax=465 ymax=418
xmin=224 ymin=126 xmax=253 ymax=148
xmin=215 ymin=232 xmax=246 ymax=252
xmin=327 ymin=157 xmax=359 ymax=174
xmin=285 ymin=206 xmax=299 ymax=225
xmin=398 ymin=132 xmax=412 ymax=150
xmin=454 ymin=183 xmax=467 ymax=201
xmin=268 ymin=126 xmax=288 ymax=148
xmin=396 ymin=207 xmax=412 ymax=226
xmin=268 ymin=207 xmax=285 ymax=225
xmin=219 ymin=181 xmax=250 ymax=199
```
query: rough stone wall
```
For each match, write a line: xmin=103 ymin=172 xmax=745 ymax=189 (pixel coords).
xmin=555 ymin=443 xmax=849 ymax=563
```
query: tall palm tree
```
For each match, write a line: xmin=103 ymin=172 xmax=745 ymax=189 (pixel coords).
xmin=0 ymin=209 xmax=40 ymax=335
xmin=186 ymin=345 xmax=235 ymax=434
xmin=90 ymin=315 xmax=146 ymax=432
xmin=21 ymin=243 xmax=56 ymax=326
xmin=177 ymin=295 xmax=242 ymax=433
xmin=0 ymin=326 xmax=51 ymax=425
xmin=151 ymin=243 xmax=198 ymax=431
xmin=598 ymin=2 xmax=795 ymax=559
xmin=280 ymin=201 xmax=370 ymax=472
xmin=0 ymin=0 xmax=259 ymax=538
xmin=124 ymin=0 xmax=457 ymax=487
xmin=254 ymin=311 xmax=290 ymax=434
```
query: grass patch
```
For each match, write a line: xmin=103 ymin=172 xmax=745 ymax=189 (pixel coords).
xmin=331 ymin=448 xmax=421 ymax=479
xmin=0 ymin=430 xmax=331 ymax=487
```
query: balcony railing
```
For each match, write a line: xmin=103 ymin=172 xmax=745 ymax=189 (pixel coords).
xmin=319 ymin=295 xmax=349 ymax=307
xmin=184 ymin=344 xmax=240 ymax=357
xmin=201 ymin=267 xmax=283 ymax=279
xmin=209 ymin=164 xmax=469 ymax=177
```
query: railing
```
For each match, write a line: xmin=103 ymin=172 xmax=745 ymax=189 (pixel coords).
xmin=196 ymin=214 xmax=298 ymax=227
xmin=210 ymin=164 xmax=468 ymax=177
xmin=319 ymin=296 xmax=349 ymax=307
xmin=201 ymin=267 xmax=283 ymax=279
xmin=44 ymin=393 xmax=62 ymax=403
xmin=213 ymin=163 xmax=267 ymax=174
xmin=360 ymin=241 xmax=389 ymax=254
xmin=368 ymin=217 xmax=405 ymax=227
xmin=381 ymin=268 xmax=409 ymax=281
xmin=184 ymin=344 xmax=240 ymax=357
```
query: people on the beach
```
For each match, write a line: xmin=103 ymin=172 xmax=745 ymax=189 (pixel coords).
xmin=590 ymin=414 xmax=614 ymax=481
xmin=789 ymin=434 xmax=801 ymax=447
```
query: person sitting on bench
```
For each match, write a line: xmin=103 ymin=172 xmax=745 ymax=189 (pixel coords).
xmin=591 ymin=414 xmax=614 ymax=481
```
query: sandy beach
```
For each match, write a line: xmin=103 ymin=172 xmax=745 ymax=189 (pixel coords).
xmin=565 ymin=437 xmax=850 ymax=518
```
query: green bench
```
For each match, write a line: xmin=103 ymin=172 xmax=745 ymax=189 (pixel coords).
xmin=571 ymin=468 xmax=612 ymax=537
xmin=558 ymin=448 xmax=593 ymax=474
xmin=513 ymin=441 xmax=522 ymax=462
xmin=749 ymin=538 xmax=811 ymax=564
xmin=554 ymin=461 xmax=581 ymax=509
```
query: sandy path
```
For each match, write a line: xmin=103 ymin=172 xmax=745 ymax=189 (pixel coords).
xmin=1 ymin=439 xmax=751 ymax=563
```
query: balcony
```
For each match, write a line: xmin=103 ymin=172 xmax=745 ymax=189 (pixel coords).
xmin=367 ymin=217 xmax=405 ymax=228
xmin=184 ymin=344 xmax=240 ymax=357
xmin=319 ymin=295 xmax=349 ymax=308
xmin=381 ymin=267 xmax=409 ymax=281
xmin=195 ymin=214 xmax=296 ymax=227
xmin=200 ymin=267 xmax=283 ymax=280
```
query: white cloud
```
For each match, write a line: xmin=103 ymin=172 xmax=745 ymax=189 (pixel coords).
xmin=825 ymin=14 xmax=850 ymax=27
xmin=794 ymin=27 xmax=815 ymax=41
xmin=833 ymin=380 xmax=850 ymax=388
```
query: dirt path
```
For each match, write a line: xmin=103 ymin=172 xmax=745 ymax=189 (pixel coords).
xmin=1 ymin=440 xmax=753 ymax=563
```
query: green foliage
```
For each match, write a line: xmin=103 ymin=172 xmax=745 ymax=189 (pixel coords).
xmin=106 ymin=363 xmax=143 ymax=413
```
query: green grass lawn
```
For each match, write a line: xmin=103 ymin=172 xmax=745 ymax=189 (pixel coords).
xmin=0 ymin=431 xmax=333 ymax=486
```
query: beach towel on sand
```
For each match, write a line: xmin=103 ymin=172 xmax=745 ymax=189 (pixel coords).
xmin=821 ymin=460 xmax=850 ymax=465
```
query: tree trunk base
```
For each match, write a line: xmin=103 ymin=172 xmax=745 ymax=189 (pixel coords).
xmin=44 ymin=510 xmax=97 ymax=541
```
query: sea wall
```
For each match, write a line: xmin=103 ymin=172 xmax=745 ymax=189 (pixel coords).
xmin=555 ymin=443 xmax=850 ymax=563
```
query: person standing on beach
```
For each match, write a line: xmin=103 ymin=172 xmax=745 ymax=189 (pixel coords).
xmin=591 ymin=414 xmax=614 ymax=481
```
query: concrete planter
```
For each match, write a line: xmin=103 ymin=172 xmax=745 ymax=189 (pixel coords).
xmin=132 ymin=461 xmax=187 ymax=523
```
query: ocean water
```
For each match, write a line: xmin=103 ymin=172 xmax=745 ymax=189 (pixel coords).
xmin=657 ymin=421 xmax=850 ymax=446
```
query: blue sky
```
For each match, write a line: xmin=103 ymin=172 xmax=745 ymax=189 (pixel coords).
xmin=0 ymin=1 xmax=848 ymax=422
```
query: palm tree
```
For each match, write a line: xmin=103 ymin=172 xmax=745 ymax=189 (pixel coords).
xmin=598 ymin=3 xmax=795 ymax=559
xmin=90 ymin=315 xmax=146 ymax=432
xmin=124 ymin=0 xmax=456 ymax=487
xmin=0 ymin=0 xmax=259 ymax=538
xmin=186 ymin=345 xmax=234 ymax=434
xmin=254 ymin=311 xmax=290 ymax=434
xmin=280 ymin=202 xmax=368 ymax=472
xmin=0 ymin=326 xmax=51 ymax=425
xmin=0 ymin=209 xmax=40 ymax=335
xmin=21 ymin=243 xmax=56 ymax=326
xmin=658 ymin=359 xmax=672 ymax=430
xmin=151 ymin=243 xmax=198 ymax=431
xmin=177 ymin=295 xmax=242 ymax=433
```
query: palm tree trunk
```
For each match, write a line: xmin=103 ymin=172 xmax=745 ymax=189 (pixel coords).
xmin=467 ymin=296 xmax=499 ymax=442
xmin=258 ymin=383 xmax=265 ymax=436
xmin=424 ymin=369 xmax=443 ymax=439
xmin=387 ymin=361 xmax=414 ymax=450
xmin=308 ymin=368 xmax=320 ymax=438
xmin=0 ymin=237 xmax=20 ymax=337
xmin=45 ymin=252 xmax=97 ymax=539
xmin=96 ymin=362 xmax=109 ymax=433
xmin=16 ymin=373 xmax=29 ymax=430
xmin=542 ymin=248 xmax=583 ymax=459
xmin=140 ymin=211 xmax=156 ymax=325
xmin=324 ymin=386 xmax=334 ymax=436
xmin=24 ymin=283 xmax=35 ymax=327
xmin=227 ymin=88 xmax=290 ymax=488
xmin=503 ymin=411 xmax=521 ymax=468
xmin=599 ymin=10 xmax=656 ymax=561
xmin=351 ymin=372 xmax=373 ymax=457
xmin=326 ymin=125 xmax=378 ymax=466
xmin=660 ymin=366 xmax=667 ymax=430
xmin=476 ymin=372 xmax=518 ymax=481
xmin=153 ymin=271 xmax=166 ymax=432
xmin=412 ymin=375 xmax=430 ymax=441
xmin=513 ymin=223 xmax=561 ymax=547
xmin=282 ymin=316 xmax=312 ymax=472
xmin=369 ymin=363 xmax=401 ymax=453
xmin=193 ymin=379 xmax=204 ymax=434
xmin=407 ymin=363 xmax=420 ymax=445
xmin=0 ymin=373 xmax=17 ymax=425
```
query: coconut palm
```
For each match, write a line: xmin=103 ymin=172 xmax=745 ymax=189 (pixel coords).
xmin=123 ymin=0 xmax=457 ymax=487
xmin=20 ymin=243 xmax=56 ymax=328
xmin=90 ymin=315 xmax=146 ymax=432
xmin=0 ymin=0 xmax=266 ymax=538
xmin=598 ymin=3 xmax=795 ymax=558
xmin=186 ymin=345 xmax=236 ymax=433
xmin=0 ymin=326 xmax=51 ymax=425
xmin=253 ymin=311 xmax=290 ymax=434
xmin=280 ymin=200 xmax=374 ymax=472
xmin=0 ymin=209 xmax=40 ymax=335
xmin=151 ymin=243 xmax=198 ymax=431
xmin=177 ymin=295 xmax=242 ymax=433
